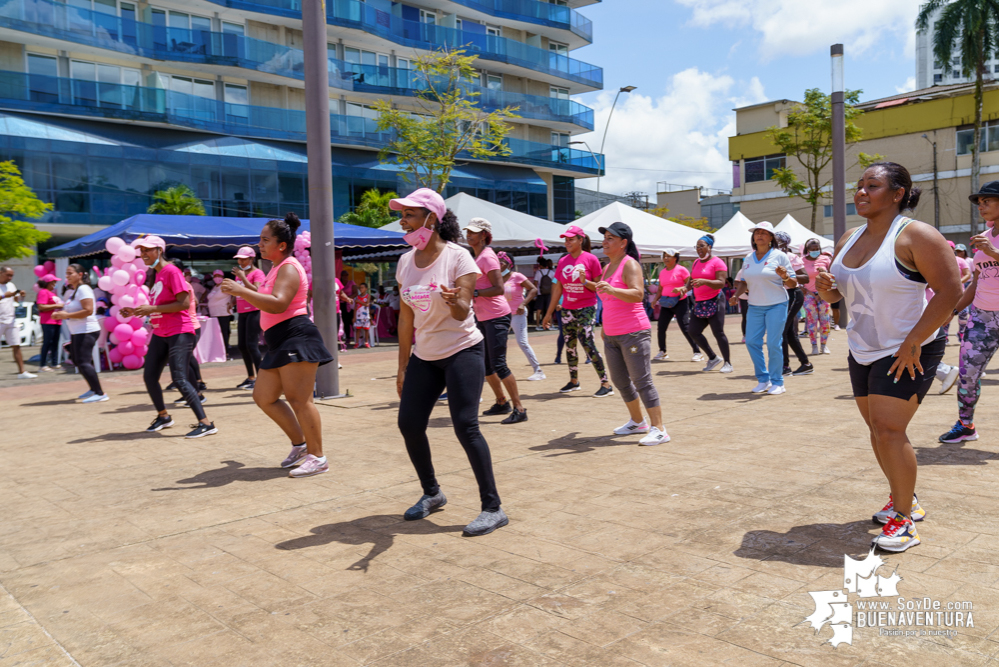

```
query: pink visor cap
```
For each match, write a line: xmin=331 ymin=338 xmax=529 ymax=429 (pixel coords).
xmin=389 ymin=188 xmax=446 ymax=221
xmin=234 ymin=246 xmax=257 ymax=259
xmin=41 ymin=273 xmax=58 ymax=282
xmin=560 ymin=225 xmax=586 ymax=239
xmin=132 ymin=234 xmax=166 ymax=250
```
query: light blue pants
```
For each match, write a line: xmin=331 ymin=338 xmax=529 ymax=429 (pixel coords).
xmin=747 ymin=302 xmax=787 ymax=386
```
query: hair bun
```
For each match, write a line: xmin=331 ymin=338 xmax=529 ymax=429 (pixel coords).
xmin=284 ymin=212 xmax=301 ymax=234
xmin=904 ymin=187 xmax=922 ymax=211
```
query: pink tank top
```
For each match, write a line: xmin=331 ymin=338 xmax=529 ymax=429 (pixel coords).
xmin=259 ymin=256 xmax=309 ymax=331
xmin=598 ymin=256 xmax=650 ymax=336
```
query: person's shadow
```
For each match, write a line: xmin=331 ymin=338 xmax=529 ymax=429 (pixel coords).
xmin=736 ymin=520 xmax=878 ymax=567
xmin=916 ymin=440 xmax=997 ymax=466
xmin=275 ymin=515 xmax=466 ymax=572
xmin=152 ymin=460 xmax=287 ymax=490
xmin=528 ymin=431 xmax=634 ymax=457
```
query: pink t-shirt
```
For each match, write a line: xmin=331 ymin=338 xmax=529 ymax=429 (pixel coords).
xmin=187 ymin=286 xmax=200 ymax=330
xmin=786 ymin=251 xmax=805 ymax=272
xmin=958 ymin=256 xmax=971 ymax=282
xmin=658 ymin=265 xmax=690 ymax=300
xmin=504 ymin=272 xmax=529 ymax=312
xmin=396 ymin=242 xmax=483 ymax=361
xmin=556 ymin=251 xmax=602 ymax=309
xmin=236 ymin=268 xmax=265 ymax=313
xmin=150 ymin=263 xmax=195 ymax=337
xmin=37 ymin=288 xmax=59 ymax=326
xmin=599 ymin=257 xmax=649 ymax=336
xmin=973 ymin=230 xmax=999 ymax=311
xmin=802 ymin=254 xmax=832 ymax=292
xmin=259 ymin=257 xmax=309 ymax=331
xmin=691 ymin=256 xmax=727 ymax=301
xmin=473 ymin=247 xmax=512 ymax=321
xmin=335 ymin=278 xmax=343 ymax=313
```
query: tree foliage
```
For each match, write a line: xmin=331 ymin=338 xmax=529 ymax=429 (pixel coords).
xmin=0 ymin=161 xmax=52 ymax=260
xmin=649 ymin=206 xmax=715 ymax=232
xmin=766 ymin=88 xmax=881 ymax=231
xmin=373 ymin=48 xmax=520 ymax=193
xmin=147 ymin=184 xmax=206 ymax=216
xmin=918 ymin=0 xmax=999 ymax=234
xmin=338 ymin=188 xmax=400 ymax=228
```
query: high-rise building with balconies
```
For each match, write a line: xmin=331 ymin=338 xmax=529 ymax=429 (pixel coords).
xmin=0 ymin=0 xmax=603 ymax=247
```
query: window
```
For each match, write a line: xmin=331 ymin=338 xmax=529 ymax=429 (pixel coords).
xmin=485 ymin=24 xmax=501 ymax=37
xmin=743 ymin=154 xmax=785 ymax=183
xmin=224 ymin=84 xmax=248 ymax=122
xmin=824 ymin=203 xmax=857 ymax=217
xmin=420 ymin=9 xmax=436 ymax=24
xmin=934 ymin=73 xmax=943 ymax=83
xmin=551 ymin=132 xmax=569 ymax=147
xmin=69 ymin=60 xmax=140 ymax=108
xmin=548 ymin=41 xmax=569 ymax=56
xmin=550 ymin=86 xmax=569 ymax=100
xmin=455 ymin=19 xmax=462 ymax=30
xmin=485 ymin=74 xmax=502 ymax=91
xmin=221 ymin=22 xmax=244 ymax=36
xmin=344 ymin=48 xmax=389 ymax=68
xmin=952 ymin=70 xmax=960 ymax=78
xmin=957 ymin=122 xmax=999 ymax=155
xmin=168 ymin=76 xmax=215 ymax=99
xmin=396 ymin=57 xmax=411 ymax=70
xmin=27 ymin=54 xmax=58 ymax=103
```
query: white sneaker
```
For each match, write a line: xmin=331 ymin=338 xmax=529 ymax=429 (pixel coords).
xmin=78 ymin=390 xmax=95 ymax=400
xmin=752 ymin=381 xmax=771 ymax=393
xmin=82 ymin=393 xmax=109 ymax=403
xmin=939 ymin=365 xmax=959 ymax=394
xmin=692 ymin=353 xmax=705 ymax=362
xmin=720 ymin=362 xmax=733 ymax=373
xmin=811 ymin=344 xmax=820 ymax=356
xmin=768 ymin=384 xmax=786 ymax=395
xmin=639 ymin=427 xmax=669 ymax=446
xmin=614 ymin=419 xmax=650 ymax=435
xmin=17 ymin=371 xmax=37 ymax=379
xmin=822 ymin=345 xmax=831 ymax=354
xmin=653 ymin=351 xmax=668 ymax=361
xmin=527 ymin=370 xmax=547 ymax=381
xmin=702 ymin=357 xmax=723 ymax=372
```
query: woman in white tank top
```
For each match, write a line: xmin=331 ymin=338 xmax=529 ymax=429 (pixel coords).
xmin=816 ymin=162 xmax=962 ymax=553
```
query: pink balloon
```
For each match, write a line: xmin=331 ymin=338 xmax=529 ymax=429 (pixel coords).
xmin=105 ymin=237 xmax=125 ymax=254
xmin=117 ymin=245 xmax=136 ymax=263
xmin=109 ymin=305 xmax=119 ymax=320
xmin=97 ymin=275 xmax=113 ymax=292
xmin=130 ymin=327 xmax=149 ymax=346
xmin=140 ymin=285 xmax=150 ymax=296
xmin=134 ymin=293 xmax=148 ymax=306
xmin=108 ymin=347 xmax=123 ymax=364
xmin=112 ymin=269 xmax=130 ymax=287
xmin=125 ymin=284 xmax=138 ymax=298
xmin=111 ymin=255 xmax=124 ymax=268
xmin=133 ymin=271 xmax=146 ymax=285
xmin=43 ymin=260 xmax=55 ymax=272
xmin=130 ymin=318 xmax=145 ymax=332
xmin=132 ymin=344 xmax=148 ymax=357
xmin=115 ymin=309 xmax=130 ymax=324
xmin=109 ymin=332 xmax=119 ymax=346
xmin=113 ymin=323 xmax=133 ymax=342
xmin=103 ymin=316 xmax=117 ymax=333
xmin=118 ymin=340 xmax=135 ymax=356
xmin=119 ymin=295 xmax=135 ymax=309
xmin=33 ymin=265 xmax=45 ymax=277
xmin=122 ymin=354 xmax=143 ymax=370
xmin=110 ymin=293 xmax=120 ymax=305
xmin=132 ymin=259 xmax=145 ymax=271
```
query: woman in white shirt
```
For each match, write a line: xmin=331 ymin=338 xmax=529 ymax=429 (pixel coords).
xmin=52 ymin=264 xmax=107 ymax=403
xmin=206 ymin=270 xmax=235 ymax=357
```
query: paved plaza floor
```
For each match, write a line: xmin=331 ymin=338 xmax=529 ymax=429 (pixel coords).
xmin=2 ymin=319 xmax=999 ymax=666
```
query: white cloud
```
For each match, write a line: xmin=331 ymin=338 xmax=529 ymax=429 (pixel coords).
xmin=677 ymin=0 xmax=919 ymax=61
xmin=895 ymin=76 xmax=916 ymax=94
xmin=574 ymin=68 xmax=768 ymax=197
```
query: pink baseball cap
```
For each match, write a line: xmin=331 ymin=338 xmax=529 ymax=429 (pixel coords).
xmin=947 ymin=240 xmax=956 ymax=249
xmin=560 ymin=225 xmax=586 ymax=239
xmin=132 ymin=234 xmax=166 ymax=250
xmin=40 ymin=273 xmax=58 ymax=282
xmin=389 ymin=188 xmax=446 ymax=221
xmin=234 ymin=246 xmax=256 ymax=259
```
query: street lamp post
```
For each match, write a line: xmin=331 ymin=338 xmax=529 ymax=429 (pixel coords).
xmin=830 ymin=45 xmax=846 ymax=243
xmin=569 ymin=140 xmax=601 ymax=173
xmin=596 ymin=85 xmax=636 ymax=193
xmin=923 ymin=133 xmax=940 ymax=229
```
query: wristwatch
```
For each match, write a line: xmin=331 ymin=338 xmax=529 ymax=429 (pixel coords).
xmin=473 ymin=289 xmax=479 ymax=298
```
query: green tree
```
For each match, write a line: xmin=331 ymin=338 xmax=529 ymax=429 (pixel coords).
xmin=0 ymin=161 xmax=52 ymax=260
xmin=147 ymin=184 xmax=206 ymax=216
xmin=917 ymin=0 xmax=999 ymax=235
xmin=650 ymin=207 xmax=715 ymax=232
xmin=766 ymin=88 xmax=881 ymax=231
xmin=338 ymin=188 xmax=400 ymax=228
xmin=373 ymin=48 xmax=520 ymax=192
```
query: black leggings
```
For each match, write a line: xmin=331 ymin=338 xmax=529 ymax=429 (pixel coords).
xmin=70 ymin=331 xmax=102 ymax=395
xmin=687 ymin=295 xmax=730 ymax=363
xmin=216 ymin=315 xmax=233 ymax=355
xmin=237 ymin=310 xmax=262 ymax=377
xmin=656 ymin=298 xmax=700 ymax=354
xmin=741 ymin=305 xmax=748 ymax=337
xmin=477 ymin=315 xmax=512 ymax=380
xmin=188 ymin=327 xmax=202 ymax=386
xmin=398 ymin=341 xmax=500 ymax=512
xmin=144 ymin=333 xmax=206 ymax=420
xmin=40 ymin=323 xmax=61 ymax=367
xmin=782 ymin=288 xmax=809 ymax=366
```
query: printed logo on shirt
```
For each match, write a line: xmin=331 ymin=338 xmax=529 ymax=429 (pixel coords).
xmin=561 ymin=262 xmax=586 ymax=283
xmin=401 ymin=282 xmax=439 ymax=312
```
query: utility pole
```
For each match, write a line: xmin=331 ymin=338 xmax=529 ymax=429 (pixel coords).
xmin=303 ymin=0 xmax=340 ymax=397
xmin=923 ymin=133 xmax=939 ymax=228
xmin=830 ymin=44 xmax=846 ymax=243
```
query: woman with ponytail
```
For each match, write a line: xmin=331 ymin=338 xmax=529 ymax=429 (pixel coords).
xmin=817 ymin=162 xmax=961 ymax=552
xmin=222 ymin=213 xmax=334 ymax=478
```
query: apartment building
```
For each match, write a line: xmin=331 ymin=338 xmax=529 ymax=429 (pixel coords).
xmin=916 ymin=4 xmax=999 ymax=90
xmin=727 ymin=81 xmax=999 ymax=241
xmin=0 ymin=0 xmax=603 ymax=249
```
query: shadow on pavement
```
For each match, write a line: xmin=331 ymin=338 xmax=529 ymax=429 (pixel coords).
xmin=736 ymin=520 xmax=877 ymax=567
xmin=68 ymin=431 xmax=156 ymax=443
xmin=275 ymin=515 xmax=466 ymax=571
xmin=697 ymin=392 xmax=767 ymax=402
xmin=916 ymin=441 xmax=997 ymax=466
xmin=152 ymin=460 xmax=287 ymax=490
xmin=529 ymin=431 xmax=634 ymax=456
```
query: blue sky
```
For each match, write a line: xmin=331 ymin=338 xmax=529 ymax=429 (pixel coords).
xmin=570 ymin=0 xmax=920 ymax=196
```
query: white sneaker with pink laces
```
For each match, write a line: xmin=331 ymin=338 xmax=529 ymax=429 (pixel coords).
xmin=288 ymin=454 xmax=328 ymax=478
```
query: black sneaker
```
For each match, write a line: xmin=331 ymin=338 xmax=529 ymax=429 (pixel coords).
xmin=185 ymin=422 xmax=218 ymax=439
xmin=593 ymin=385 xmax=614 ymax=398
xmin=146 ymin=415 xmax=174 ymax=432
xmin=176 ymin=395 xmax=208 ymax=407
xmin=782 ymin=366 xmax=793 ymax=377
xmin=236 ymin=379 xmax=254 ymax=390
xmin=501 ymin=408 xmax=528 ymax=424
xmin=197 ymin=381 xmax=207 ymax=392
xmin=939 ymin=421 xmax=978 ymax=443
xmin=164 ymin=381 xmax=177 ymax=391
xmin=482 ymin=401 xmax=512 ymax=416
xmin=792 ymin=363 xmax=814 ymax=376
xmin=559 ymin=381 xmax=580 ymax=393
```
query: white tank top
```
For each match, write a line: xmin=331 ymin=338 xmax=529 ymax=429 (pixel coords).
xmin=830 ymin=214 xmax=937 ymax=365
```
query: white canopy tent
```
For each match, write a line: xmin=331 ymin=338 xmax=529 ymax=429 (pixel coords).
xmin=775 ymin=215 xmax=835 ymax=254
xmin=572 ymin=202 xmax=705 ymax=258
xmin=709 ymin=210 xmax=756 ymax=258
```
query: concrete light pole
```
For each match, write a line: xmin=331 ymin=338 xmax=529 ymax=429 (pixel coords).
xmin=830 ymin=45 xmax=846 ymax=243
xmin=596 ymin=85 xmax=636 ymax=193
xmin=303 ymin=0 xmax=339 ymax=397
xmin=922 ymin=133 xmax=940 ymax=229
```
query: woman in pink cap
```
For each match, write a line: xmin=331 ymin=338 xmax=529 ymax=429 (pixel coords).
xmin=498 ymin=251 xmax=544 ymax=381
xmin=541 ymin=225 xmax=613 ymax=397
xmin=391 ymin=188 xmax=508 ymax=537
xmin=222 ymin=213 xmax=334 ymax=478
xmin=233 ymin=245 xmax=266 ymax=390
xmin=35 ymin=273 xmax=62 ymax=371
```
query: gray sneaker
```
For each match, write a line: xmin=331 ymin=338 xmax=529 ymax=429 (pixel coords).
xmin=463 ymin=508 xmax=509 ymax=536
xmin=702 ymin=357 xmax=723 ymax=372
xmin=403 ymin=492 xmax=447 ymax=521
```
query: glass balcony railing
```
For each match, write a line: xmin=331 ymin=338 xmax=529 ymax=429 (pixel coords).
xmin=0 ymin=70 xmax=603 ymax=174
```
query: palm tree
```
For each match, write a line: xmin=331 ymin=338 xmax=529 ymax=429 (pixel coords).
xmin=147 ymin=184 xmax=206 ymax=216
xmin=338 ymin=188 xmax=399 ymax=228
xmin=917 ymin=0 xmax=999 ymax=234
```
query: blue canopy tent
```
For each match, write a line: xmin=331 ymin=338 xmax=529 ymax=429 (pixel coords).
xmin=47 ymin=214 xmax=407 ymax=258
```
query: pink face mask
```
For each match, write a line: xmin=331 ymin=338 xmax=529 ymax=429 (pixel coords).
xmin=403 ymin=215 xmax=434 ymax=250
xmin=213 ymin=276 xmax=223 ymax=285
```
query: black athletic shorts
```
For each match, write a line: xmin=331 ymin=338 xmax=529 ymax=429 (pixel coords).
xmin=847 ymin=336 xmax=945 ymax=404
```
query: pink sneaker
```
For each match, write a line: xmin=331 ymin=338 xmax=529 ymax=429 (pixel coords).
xmin=288 ymin=454 xmax=328 ymax=478
xmin=280 ymin=444 xmax=308 ymax=468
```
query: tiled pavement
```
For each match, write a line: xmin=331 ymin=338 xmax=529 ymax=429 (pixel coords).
xmin=2 ymin=321 xmax=999 ymax=666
